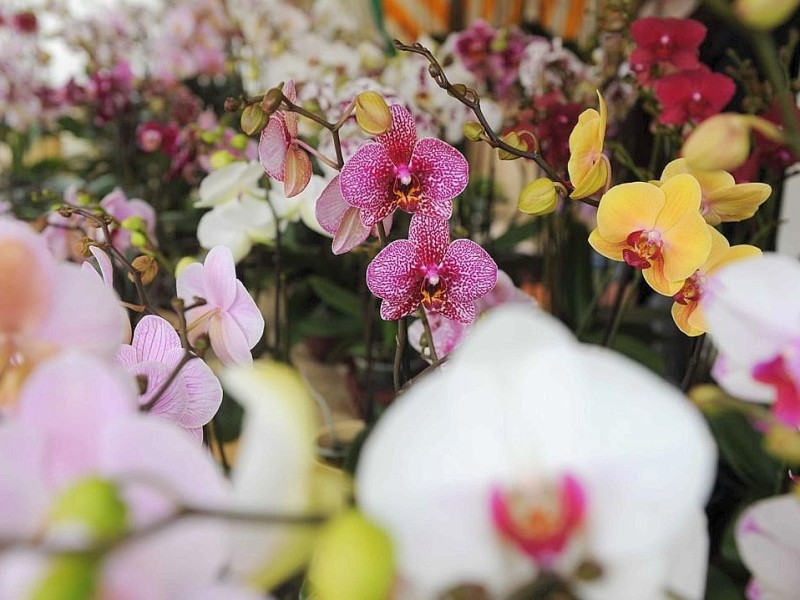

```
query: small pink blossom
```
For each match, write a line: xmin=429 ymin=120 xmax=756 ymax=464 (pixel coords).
xmin=176 ymin=246 xmax=265 ymax=366
xmin=366 ymin=215 xmax=497 ymax=323
xmin=257 ymin=80 xmax=313 ymax=198
xmin=115 ymin=315 xmax=223 ymax=442
xmin=99 ymin=187 xmax=158 ymax=252
xmin=340 ymin=104 xmax=468 ymax=228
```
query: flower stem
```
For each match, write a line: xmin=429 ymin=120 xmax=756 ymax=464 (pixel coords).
xmin=417 ymin=308 xmax=439 ymax=363
xmin=393 ymin=317 xmax=408 ymax=394
xmin=602 ymin=267 xmax=639 ymax=348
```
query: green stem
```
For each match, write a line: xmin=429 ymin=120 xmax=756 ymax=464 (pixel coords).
xmin=602 ymin=267 xmax=640 ymax=348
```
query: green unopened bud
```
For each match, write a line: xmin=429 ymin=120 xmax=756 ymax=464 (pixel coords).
xmin=49 ymin=477 xmax=129 ymax=543
xmin=463 ymin=121 xmax=484 ymax=142
xmin=355 ymin=91 xmax=392 ymax=135
xmin=240 ymin=104 xmax=269 ymax=136
xmin=209 ymin=149 xmax=235 ymax=170
xmin=260 ymin=86 xmax=285 ymax=116
xmin=120 ymin=215 xmax=146 ymax=232
xmin=130 ymin=231 xmax=148 ymax=249
xmin=309 ymin=510 xmax=395 ymax=600
xmin=448 ymin=83 xmax=468 ymax=98
xmin=30 ymin=555 xmax=98 ymax=600
xmin=76 ymin=192 xmax=92 ymax=207
xmin=129 ymin=255 xmax=159 ymax=285
xmin=230 ymin=133 xmax=249 ymax=151
xmin=735 ymin=0 xmax=800 ymax=30
xmin=518 ymin=178 xmax=559 ymax=216
xmin=200 ymin=130 xmax=219 ymax=145
xmin=175 ymin=256 xmax=198 ymax=278
xmin=765 ymin=424 xmax=800 ymax=464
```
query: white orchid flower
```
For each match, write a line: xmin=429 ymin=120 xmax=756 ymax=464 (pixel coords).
xmin=196 ymin=161 xmax=267 ymax=208
xmin=197 ymin=196 xmax=278 ymax=263
xmin=357 ymin=305 xmax=716 ymax=600
xmin=268 ymin=174 xmax=330 ymax=237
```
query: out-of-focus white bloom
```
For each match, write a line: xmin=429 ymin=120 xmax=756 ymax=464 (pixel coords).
xmin=358 ymin=305 xmax=716 ymax=600
xmin=518 ymin=36 xmax=592 ymax=98
xmin=269 ymin=174 xmax=330 ymax=237
xmin=196 ymin=161 xmax=266 ymax=209
xmin=197 ymin=197 xmax=277 ymax=262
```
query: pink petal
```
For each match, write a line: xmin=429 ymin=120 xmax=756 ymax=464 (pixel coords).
xmin=0 ymin=424 xmax=49 ymax=538
xmin=412 ymin=137 xmax=469 ymax=204
xmin=359 ymin=200 xmax=397 ymax=229
xmin=132 ymin=360 xmax=187 ymax=422
xmin=176 ymin=263 xmax=206 ymax=306
xmin=380 ymin=296 xmax=422 ymax=320
xmin=439 ymin=299 xmax=478 ymax=324
xmin=185 ymin=427 xmax=204 ymax=443
xmin=86 ymin=245 xmax=115 ymax=288
xmin=209 ymin=311 xmax=253 ymax=366
xmin=229 ymin=281 xmax=265 ymax=348
xmin=283 ymin=146 xmax=312 ymax=198
xmin=332 ymin=206 xmax=371 ymax=255
xmin=131 ymin=315 xmax=181 ymax=362
xmin=441 ymin=239 xmax=498 ymax=303
xmin=376 ymin=104 xmax=417 ymax=166
xmin=201 ymin=246 xmax=238 ymax=310
xmin=178 ymin=358 xmax=223 ymax=428
xmin=339 ymin=143 xmax=395 ymax=213
xmin=258 ymin=114 xmax=289 ymax=181
xmin=409 ymin=214 xmax=449 ymax=266
xmin=366 ymin=239 xmax=421 ymax=302
xmin=315 ymin=175 xmax=347 ymax=235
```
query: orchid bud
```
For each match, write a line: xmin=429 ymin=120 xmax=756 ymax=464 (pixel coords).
xmin=130 ymin=231 xmax=148 ymax=250
xmin=498 ymin=131 xmax=531 ymax=160
xmin=735 ymin=0 xmax=800 ymax=29
xmin=355 ymin=91 xmax=392 ymax=135
xmin=260 ymin=86 xmax=284 ymax=116
xmin=463 ymin=121 xmax=484 ymax=142
xmin=49 ymin=477 xmax=129 ymax=543
xmin=682 ymin=114 xmax=752 ymax=171
xmin=518 ymin=178 xmax=559 ymax=216
xmin=209 ymin=149 xmax=235 ymax=170
xmin=448 ymin=83 xmax=468 ymax=98
xmin=765 ymin=424 xmax=800 ymax=464
xmin=29 ymin=556 xmax=98 ymax=599
xmin=308 ymin=510 xmax=395 ymax=600
xmin=230 ymin=133 xmax=249 ymax=151
xmin=200 ymin=130 xmax=219 ymax=144
xmin=240 ymin=104 xmax=269 ymax=136
xmin=120 ymin=215 xmax=146 ymax=232
xmin=73 ymin=237 xmax=92 ymax=257
xmin=129 ymin=255 xmax=159 ymax=285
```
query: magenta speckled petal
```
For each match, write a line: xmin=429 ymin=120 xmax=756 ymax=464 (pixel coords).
xmin=359 ymin=199 xmax=397 ymax=229
xmin=258 ymin=114 xmax=289 ymax=181
xmin=376 ymin=104 xmax=417 ymax=166
xmin=332 ymin=207 xmax=371 ymax=255
xmin=315 ymin=175 xmax=346 ymax=235
xmin=380 ymin=297 xmax=421 ymax=320
xmin=339 ymin=143 xmax=395 ymax=211
xmin=409 ymin=214 xmax=449 ymax=267
xmin=440 ymin=239 xmax=498 ymax=303
xmin=366 ymin=240 xmax=421 ymax=302
xmin=439 ymin=299 xmax=477 ymax=324
xmin=412 ymin=137 xmax=469 ymax=203
xmin=414 ymin=196 xmax=453 ymax=221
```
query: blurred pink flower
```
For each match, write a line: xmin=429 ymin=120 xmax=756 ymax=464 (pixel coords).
xmin=177 ymin=246 xmax=265 ymax=366
xmin=115 ymin=315 xmax=222 ymax=442
xmin=100 ymin=187 xmax=158 ymax=252
xmin=630 ymin=17 xmax=706 ymax=85
xmin=367 ymin=215 xmax=497 ymax=323
xmin=655 ymin=67 xmax=736 ymax=126
xmin=340 ymin=104 xmax=468 ymax=228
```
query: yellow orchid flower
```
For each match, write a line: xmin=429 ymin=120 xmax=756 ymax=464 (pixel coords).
xmin=661 ymin=158 xmax=772 ymax=226
xmin=588 ymin=173 xmax=711 ymax=296
xmin=672 ymin=226 xmax=761 ymax=336
xmin=568 ymin=91 xmax=610 ymax=200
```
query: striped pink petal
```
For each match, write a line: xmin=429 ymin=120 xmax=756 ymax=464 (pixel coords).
xmin=258 ymin=114 xmax=289 ymax=181
xmin=366 ymin=239 xmax=421 ymax=303
xmin=340 ymin=143 xmax=394 ymax=211
xmin=315 ymin=175 xmax=347 ymax=235
xmin=376 ymin=104 xmax=417 ymax=166
xmin=408 ymin=214 xmax=449 ymax=267
xmin=201 ymin=246 xmax=238 ymax=310
xmin=129 ymin=315 xmax=181 ymax=362
xmin=441 ymin=239 xmax=498 ymax=303
xmin=412 ymin=137 xmax=469 ymax=204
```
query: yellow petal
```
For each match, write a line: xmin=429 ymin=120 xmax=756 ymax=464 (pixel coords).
xmin=588 ymin=228 xmax=626 ymax=261
xmin=657 ymin=173 xmax=703 ymax=232
xmin=661 ymin=212 xmax=712 ymax=282
xmin=682 ymin=114 xmax=751 ymax=171
xmin=567 ymin=91 xmax=608 ymax=198
xmin=596 ymin=181 xmax=664 ymax=242
xmin=570 ymin=155 xmax=609 ymax=199
xmin=672 ymin=300 xmax=705 ymax=337
xmin=704 ymin=182 xmax=772 ymax=224
xmin=707 ymin=243 xmax=762 ymax=274
xmin=643 ymin=260 xmax=684 ymax=296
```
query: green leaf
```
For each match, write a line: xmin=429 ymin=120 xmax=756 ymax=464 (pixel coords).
xmin=308 ymin=276 xmax=362 ymax=318
xmin=705 ymin=565 xmax=746 ymax=600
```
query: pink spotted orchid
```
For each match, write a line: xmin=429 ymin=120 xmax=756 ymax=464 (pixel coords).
xmin=366 ymin=215 xmax=497 ymax=323
xmin=258 ymin=80 xmax=313 ymax=198
xmin=176 ymin=246 xmax=265 ymax=367
xmin=703 ymin=253 xmax=800 ymax=427
xmin=340 ymin=104 xmax=469 ymax=228
xmin=115 ymin=315 xmax=223 ymax=442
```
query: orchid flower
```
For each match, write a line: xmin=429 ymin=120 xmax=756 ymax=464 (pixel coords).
xmin=176 ymin=246 xmax=265 ymax=366
xmin=367 ymin=215 xmax=497 ymax=323
xmin=660 ymin=158 xmax=772 ymax=226
xmin=339 ymin=104 xmax=469 ymax=228
xmin=357 ymin=305 xmax=716 ymax=600
xmin=99 ymin=187 xmax=158 ymax=252
xmin=629 ymin=17 xmax=706 ymax=84
xmin=654 ymin=67 xmax=736 ymax=126
xmin=735 ymin=494 xmax=800 ymax=600
xmin=567 ymin=91 xmax=609 ymax=200
xmin=197 ymin=196 xmax=278 ymax=263
xmin=115 ymin=315 xmax=223 ymax=442
xmin=315 ymin=175 xmax=393 ymax=255
xmin=671 ymin=226 xmax=760 ymax=337
xmin=588 ymin=174 xmax=711 ymax=296
xmin=258 ymin=80 xmax=313 ymax=198
xmin=195 ymin=160 xmax=267 ymax=208
xmin=703 ymin=253 xmax=800 ymax=426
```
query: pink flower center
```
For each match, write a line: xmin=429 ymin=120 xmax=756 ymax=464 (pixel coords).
xmin=420 ymin=265 xmax=447 ymax=311
xmin=673 ymin=270 xmax=706 ymax=305
xmin=490 ymin=473 xmax=586 ymax=567
xmin=655 ymin=34 xmax=674 ymax=59
xmin=753 ymin=343 xmax=800 ymax=427
xmin=391 ymin=166 xmax=423 ymax=213
xmin=623 ymin=229 xmax=663 ymax=270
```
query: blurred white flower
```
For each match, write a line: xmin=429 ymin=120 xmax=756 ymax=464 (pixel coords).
xmin=195 ymin=161 xmax=266 ymax=209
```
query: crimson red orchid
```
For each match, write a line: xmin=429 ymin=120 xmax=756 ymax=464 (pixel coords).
xmin=257 ymin=80 xmax=312 ymax=198
xmin=340 ymin=104 xmax=469 ymax=228
xmin=630 ymin=17 xmax=706 ymax=85
xmin=366 ymin=215 xmax=497 ymax=323
xmin=655 ymin=67 xmax=736 ymax=126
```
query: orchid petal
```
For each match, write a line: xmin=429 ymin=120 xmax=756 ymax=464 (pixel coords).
xmin=209 ymin=311 xmax=253 ymax=367
xmin=408 ymin=214 xmax=449 ymax=267
xmin=376 ymin=104 xmax=417 ymax=166
xmin=315 ymin=175 xmax=347 ymax=235
xmin=657 ymin=174 xmax=702 ymax=232
xmin=660 ymin=213 xmax=711 ymax=282
xmin=283 ymin=146 xmax=312 ymax=198
xmin=130 ymin=315 xmax=181 ymax=362
xmin=366 ymin=240 xmax=420 ymax=302
xmin=201 ymin=246 xmax=238 ymax=310
xmin=331 ymin=207 xmax=371 ymax=255
xmin=176 ymin=263 xmax=206 ymax=307
xmin=86 ymin=246 xmax=115 ymax=288
xmin=411 ymin=137 xmax=469 ymax=203
xmin=595 ymin=182 xmax=663 ymax=243
xmin=229 ymin=281 xmax=266 ymax=348
xmin=438 ymin=299 xmax=477 ymax=324
xmin=258 ymin=114 xmax=290 ymax=181
xmin=177 ymin=358 xmax=223 ymax=428
xmin=380 ymin=297 xmax=422 ymax=321
xmin=440 ymin=239 xmax=498 ymax=303
xmin=339 ymin=143 xmax=394 ymax=212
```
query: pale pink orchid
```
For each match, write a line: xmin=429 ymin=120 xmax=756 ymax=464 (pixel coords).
xmin=99 ymin=187 xmax=158 ymax=252
xmin=176 ymin=246 xmax=265 ymax=366
xmin=315 ymin=174 xmax=393 ymax=255
xmin=702 ymin=253 xmax=800 ymax=426
xmin=339 ymin=104 xmax=469 ymax=228
xmin=367 ymin=214 xmax=497 ymax=323
xmin=115 ymin=315 xmax=223 ymax=442
xmin=82 ymin=245 xmax=132 ymax=344
xmin=0 ymin=351 xmax=243 ymax=600
xmin=735 ymin=494 xmax=800 ymax=600
xmin=258 ymin=80 xmax=313 ymax=198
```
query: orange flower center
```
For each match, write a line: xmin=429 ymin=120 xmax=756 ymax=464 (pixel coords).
xmin=673 ymin=270 xmax=706 ymax=305
xmin=623 ymin=229 xmax=663 ymax=270
xmin=420 ymin=270 xmax=447 ymax=311
xmin=391 ymin=173 xmax=423 ymax=213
